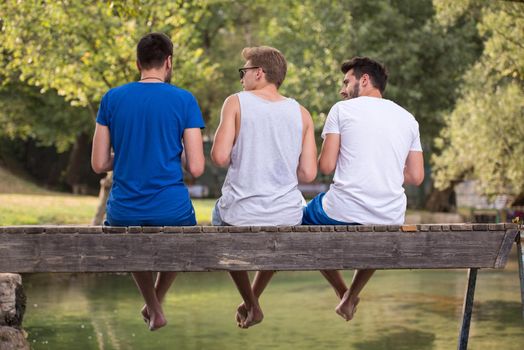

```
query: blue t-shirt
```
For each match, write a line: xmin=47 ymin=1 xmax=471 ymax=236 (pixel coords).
xmin=96 ymin=82 xmax=205 ymax=225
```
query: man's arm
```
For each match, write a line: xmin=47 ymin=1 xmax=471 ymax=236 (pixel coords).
xmin=91 ymin=123 xmax=113 ymax=174
xmin=297 ymin=106 xmax=317 ymax=183
xmin=182 ymin=128 xmax=205 ymax=178
xmin=404 ymin=151 xmax=424 ymax=186
xmin=210 ymin=95 xmax=239 ymax=167
xmin=318 ymin=133 xmax=340 ymax=175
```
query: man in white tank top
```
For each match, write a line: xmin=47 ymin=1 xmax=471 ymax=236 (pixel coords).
xmin=303 ymin=57 xmax=425 ymax=321
xmin=211 ymin=46 xmax=317 ymax=328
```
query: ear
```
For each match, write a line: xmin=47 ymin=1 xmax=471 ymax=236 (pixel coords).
xmin=256 ymin=67 xmax=264 ymax=80
xmin=361 ymin=73 xmax=370 ymax=87
xmin=166 ymin=55 xmax=172 ymax=70
xmin=136 ymin=60 xmax=141 ymax=72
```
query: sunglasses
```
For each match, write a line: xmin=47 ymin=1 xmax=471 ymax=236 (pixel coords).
xmin=238 ymin=66 xmax=261 ymax=79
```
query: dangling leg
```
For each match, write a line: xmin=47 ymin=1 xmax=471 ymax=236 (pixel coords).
xmin=132 ymin=272 xmax=167 ymax=331
xmin=335 ymin=269 xmax=375 ymax=321
xmin=229 ymin=271 xmax=264 ymax=328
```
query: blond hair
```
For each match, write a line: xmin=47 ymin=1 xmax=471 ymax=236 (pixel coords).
xmin=242 ymin=46 xmax=287 ymax=88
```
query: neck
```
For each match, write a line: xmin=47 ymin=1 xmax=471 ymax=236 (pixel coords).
xmin=361 ymin=89 xmax=382 ymax=98
xmin=250 ymin=83 xmax=280 ymax=97
xmin=139 ymin=69 xmax=165 ymax=82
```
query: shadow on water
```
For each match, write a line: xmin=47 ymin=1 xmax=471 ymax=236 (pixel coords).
xmin=474 ymin=300 xmax=524 ymax=327
xmin=353 ymin=328 xmax=435 ymax=350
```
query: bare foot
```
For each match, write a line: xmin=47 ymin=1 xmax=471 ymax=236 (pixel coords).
xmin=240 ymin=305 xmax=264 ymax=329
xmin=141 ymin=305 xmax=149 ymax=324
xmin=148 ymin=311 xmax=167 ymax=331
xmin=236 ymin=303 xmax=248 ymax=327
xmin=335 ymin=290 xmax=360 ymax=321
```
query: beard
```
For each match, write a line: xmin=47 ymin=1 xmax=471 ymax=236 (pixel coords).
xmin=164 ymin=70 xmax=172 ymax=84
xmin=348 ymin=82 xmax=360 ymax=99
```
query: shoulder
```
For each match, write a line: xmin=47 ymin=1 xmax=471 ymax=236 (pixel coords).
xmin=223 ymin=93 xmax=241 ymax=106
xmin=298 ymin=104 xmax=312 ymax=118
xmin=102 ymin=82 xmax=135 ymax=98
xmin=165 ymin=85 xmax=198 ymax=101
xmin=384 ymin=99 xmax=418 ymax=123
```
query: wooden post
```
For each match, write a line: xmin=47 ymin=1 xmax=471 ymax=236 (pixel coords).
xmin=0 ymin=273 xmax=29 ymax=349
xmin=516 ymin=231 xmax=524 ymax=320
xmin=457 ymin=268 xmax=478 ymax=350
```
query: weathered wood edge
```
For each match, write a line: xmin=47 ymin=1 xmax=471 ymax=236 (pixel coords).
xmin=494 ymin=229 xmax=520 ymax=268
xmin=0 ymin=223 xmax=516 ymax=234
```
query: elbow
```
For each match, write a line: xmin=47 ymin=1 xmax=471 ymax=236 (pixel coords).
xmin=406 ymin=171 xmax=424 ymax=186
xmin=298 ymin=172 xmax=317 ymax=183
xmin=413 ymin=172 xmax=425 ymax=186
xmin=319 ymin=161 xmax=335 ymax=175
xmin=210 ymin=150 xmax=230 ymax=168
xmin=188 ymin=163 xmax=205 ymax=178
xmin=91 ymin=160 xmax=107 ymax=174
xmin=298 ymin=167 xmax=317 ymax=183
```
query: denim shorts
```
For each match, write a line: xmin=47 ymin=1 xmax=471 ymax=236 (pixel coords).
xmin=302 ymin=193 xmax=360 ymax=226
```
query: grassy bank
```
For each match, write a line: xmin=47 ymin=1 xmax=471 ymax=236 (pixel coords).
xmin=0 ymin=194 xmax=216 ymax=225
xmin=0 ymin=166 xmax=215 ymax=225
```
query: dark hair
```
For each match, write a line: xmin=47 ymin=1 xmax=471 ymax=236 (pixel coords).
xmin=136 ymin=33 xmax=173 ymax=70
xmin=341 ymin=57 xmax=388 ymax=94
xmin=242 ymin=46 xmax=287 ymax=88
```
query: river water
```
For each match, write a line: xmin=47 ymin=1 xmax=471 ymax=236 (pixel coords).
xmin=22 ymin=253 xmax=523 ymax=350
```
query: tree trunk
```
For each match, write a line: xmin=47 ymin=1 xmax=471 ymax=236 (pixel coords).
xmin=425 ymin=185 xmax=457 ymax=212
xmin=65 ymin=132 xmax=93 ymax=195
xmin=0 ymin=274 xmax=29 ymax=350
xmin=92 ymin=172 xmax=112 ymax=225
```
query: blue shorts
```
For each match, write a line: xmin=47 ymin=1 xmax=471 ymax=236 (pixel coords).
xmin=302 ymin=193 xmax=360 ymax=225
xmin=105 ymin=209 xmax=197 ymax=226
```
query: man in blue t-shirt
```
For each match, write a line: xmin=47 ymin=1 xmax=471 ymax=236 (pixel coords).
xmin=91 ymin=32 xmax=205 ymax=331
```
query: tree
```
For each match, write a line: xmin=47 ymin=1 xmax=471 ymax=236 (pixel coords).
xmin=431 ymin=0 xmax=524 ymax=202
xmin=1 ymin=0 xmax=221 ymax=221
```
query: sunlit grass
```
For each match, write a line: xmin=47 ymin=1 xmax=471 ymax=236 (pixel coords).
xmin=0 ymin=194 xmax=215 ymax=225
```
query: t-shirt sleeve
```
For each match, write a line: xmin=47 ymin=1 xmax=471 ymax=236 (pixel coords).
xmin=321 ymin=103 xmax=340 ymax=139
xmin=96 ymin=93 xmax=109 ymax=126
xmin=185 ymin=93 xmax=205 ymax=129
xmin=410 ymin=121 xmax=423 ymax=152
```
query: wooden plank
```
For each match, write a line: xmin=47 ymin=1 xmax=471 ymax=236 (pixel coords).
xmin=494 ymin=229 xmax=519 ymax=268
xmin=0 ymin=229 xmax=511 ymax=273
xmin=457 ymin=269 xmax=478 ymax=350
xmin=103 ymin=226 xmax=126 ymax=234
xmin=517 ymin=232 xmax=524 ymax=320
xmin=472 ymin=224 xmax=489 ymax=231
xmin=127 ymin=226 xmax=142 ymax=234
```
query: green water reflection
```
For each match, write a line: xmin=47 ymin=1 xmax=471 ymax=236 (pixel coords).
xmin=23 ymin=262 xmax=523 ymax=350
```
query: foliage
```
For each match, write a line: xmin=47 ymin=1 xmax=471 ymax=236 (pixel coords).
xmin=0 ymin=83 xmax=91 ymax=152
xmin=0 ymin=0 xmax=220 ymax=144
xmin=432 ymin=0 xmax=524 ymax=198
xmin=238 ymin=0 xmax=481 ymax=144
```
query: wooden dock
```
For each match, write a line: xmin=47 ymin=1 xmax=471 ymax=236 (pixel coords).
xmin=0 ymin=223 xmax=518 ymax=272
xmin=0 ymin=223 xmax=522 ymax=350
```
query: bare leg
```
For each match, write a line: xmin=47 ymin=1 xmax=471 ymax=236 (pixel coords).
xmin=229 ymin=271 xmax=263 ymax=328
xmin=141 ymin=272 xmax=177 ymax=322
xmin=236 ymin=271 xmax=275 ymax=325
xmin=132 ymin=272 xmax=167 ymax=331
xmin=335 ymin=269 xmax=375 ymax=321
xmin=320 ymin=270 xmax=348 ymax=299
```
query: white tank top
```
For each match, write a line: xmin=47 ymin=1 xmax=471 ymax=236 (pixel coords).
xmin=217 ymin=91 xmax=305 ymax=225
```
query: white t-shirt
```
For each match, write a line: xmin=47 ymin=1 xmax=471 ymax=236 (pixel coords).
xmin=321 ymin=96 xmax=422 ymax=225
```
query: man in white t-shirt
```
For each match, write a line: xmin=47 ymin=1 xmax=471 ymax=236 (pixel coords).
xmin=303 ymin=57 xmax=424 ymax=321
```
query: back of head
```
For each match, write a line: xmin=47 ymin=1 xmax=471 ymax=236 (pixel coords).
xmin=137 ymin=33 xmax=173 ymax=70
xmin=341 ymin=57 xmax=388 ymax=94
xmin=242 ymin=46 xmax=287 ymax=88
